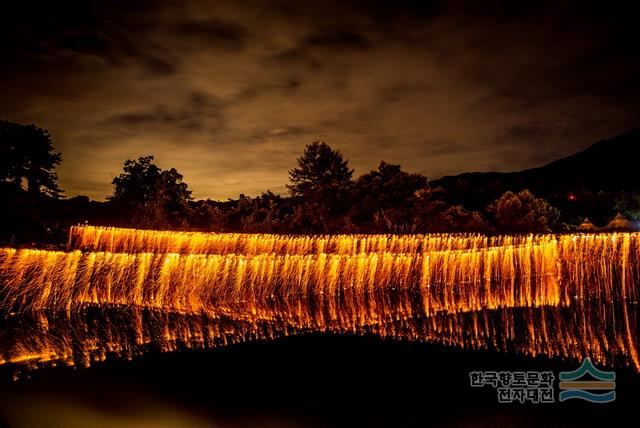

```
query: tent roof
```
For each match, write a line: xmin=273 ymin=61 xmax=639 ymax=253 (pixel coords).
xmin=577 ymin=218 xmax=597 ymax=230
xmin=604 ymin=213 xmax=635 ymax=230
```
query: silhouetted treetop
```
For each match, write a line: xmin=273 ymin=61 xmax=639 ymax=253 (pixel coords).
xmin=3 ymin=125 xmax=638 ymax=240
xmin=110 ymin=156 xmax=192 ymax=228
xmin=356 ymin=161 xmax=427 ymax=206
xmin=0 ymin=120 xmax=62 ymax=197
xmin=287 ymin=141 xmax=353 ymax=197
xmin=110 ymin=156 xmax=162 ymax=202
xmin=487 ymin=189 xmax=559 ymax=233
xmin=287 ymin=142 xmax=354 ymax=233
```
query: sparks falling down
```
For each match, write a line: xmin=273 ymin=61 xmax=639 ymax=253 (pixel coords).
xmin=0 ymin=226 xmax=638 ymax=373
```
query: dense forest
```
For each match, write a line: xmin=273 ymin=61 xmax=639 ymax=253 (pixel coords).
xmin=1 ymin=119 xmax=639 ymax=246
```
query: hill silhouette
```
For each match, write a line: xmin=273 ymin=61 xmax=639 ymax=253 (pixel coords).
xmin=432 ymin=127 xmax=640 ymax=210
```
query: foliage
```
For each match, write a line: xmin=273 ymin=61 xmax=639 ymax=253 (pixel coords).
xmin=413 ymin=188 xmax=489 ymax=233
xmin=351 ymin=161 xmax=427 ymax=232
xmin=0 ymin=120 xmax=62 ymax=197
xmin=287 ymin=141 xmax=353 ymax=232
xmin=614 ymin=192 xmax=640 ymax=221
xmin=487 ymin=189 xmax=559 ymax=233
xmin=5 ymin=118 xmax=637 ymax=243
xmin=109 ymin=156 xmax=192 ymax=229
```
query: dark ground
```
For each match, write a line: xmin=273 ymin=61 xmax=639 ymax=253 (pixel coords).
xmin=0 ymin=334 xmax=637 ymax=427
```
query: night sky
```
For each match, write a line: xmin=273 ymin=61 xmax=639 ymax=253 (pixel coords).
xmin=1 ymin=1 xmax=639 ymax=200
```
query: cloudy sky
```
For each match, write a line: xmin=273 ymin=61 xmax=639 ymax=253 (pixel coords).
xmin=1 ymin=0 xmax=639 ymax=200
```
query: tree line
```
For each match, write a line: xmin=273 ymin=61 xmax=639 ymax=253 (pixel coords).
xmin=1 ymin=120 xmax=638 ymax=245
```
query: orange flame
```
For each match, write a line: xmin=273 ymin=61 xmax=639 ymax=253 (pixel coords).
xmin=0 ymin=226 xmax=637 ymax=372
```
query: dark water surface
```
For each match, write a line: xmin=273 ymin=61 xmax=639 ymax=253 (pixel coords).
xmin=0 ymin=333 xmax=637 ymax=427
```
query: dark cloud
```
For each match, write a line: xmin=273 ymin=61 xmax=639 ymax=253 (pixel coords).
xmin=140 ymin=56 xmax=178 ymax=75
xmin=1 ymin=0 xmax=639 ymax=200
xmin=60 ymin=30 xmax=110 ymax=55
xmin=378 ymin=83 xmax=433 ymax=104
xmin=265 ymin=49 xmax=323 ymax=70
xmin=175 ymin=18 xmax=248 ymax=51
xmin=423 ymin=141 xmax=470 ymax=157
xmin=233 ymin=79 xmax=303 ymax=103
xmin=505 ymin=124 xmax=553 ymax=141
xmin=108 ymin=92 xmax=224 ymax=132
xmin=267 ymin=29 xmax=369 ymax=68
xmin=304 ymin=30 xmax=370 ymax=50
xmin=248 ymin=126 xmax=310 ymax=141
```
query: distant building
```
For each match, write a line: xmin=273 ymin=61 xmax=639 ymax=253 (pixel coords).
xmin=577 ymin=218 xmax=597 ymax=232
xmin=603 ymin=213 xmax=637 ymax=231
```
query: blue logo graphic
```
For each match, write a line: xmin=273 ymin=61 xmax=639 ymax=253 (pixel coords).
xmin=558 ymin=358 xmax=616 ymax=403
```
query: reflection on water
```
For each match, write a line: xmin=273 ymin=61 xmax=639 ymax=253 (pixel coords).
xmin=0 ymin=299 xmax=637 ymax=374
xmin=0 ymin=307 xmax=289 ymax=371
xmin=0 ymin=226 xmax=638 ymax=374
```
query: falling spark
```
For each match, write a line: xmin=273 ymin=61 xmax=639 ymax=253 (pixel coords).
xmin=0 ymin=226 xmax=638 ymax=373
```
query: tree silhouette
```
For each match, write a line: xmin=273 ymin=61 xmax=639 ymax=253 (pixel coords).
xmin=111 ymin=156 xmax=161 ymax=202
xmin=110 ymin=156 xmax=192 ymax=228
xmin=188 ymin=200 xmax=228 ymax=231
xmin=488 ymin=189 xmax=559 ymax=233
xmin=413 ymin=187 xmax=488 ymax=233
xmin=0 ymin=120 xmax=62 ymax=197
xmin=239 ymin=191 xmax=291 ymax=233
xmin=352 ymin=161 xmax=427 ymax=231
xmin=614 ymin=192 xmax=640 ymax=221
xmin=287 ymin=142 xmax=353 ymax=197
xmin=288 ymin=142 xmax=353 ymax=232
